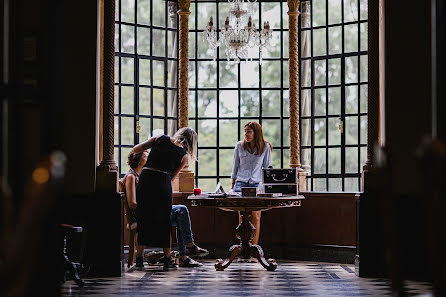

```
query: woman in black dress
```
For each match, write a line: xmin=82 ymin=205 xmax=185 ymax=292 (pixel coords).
xmin=131 ymin=127 xmax=197 ymax=270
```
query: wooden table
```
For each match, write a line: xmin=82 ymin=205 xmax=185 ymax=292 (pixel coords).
xmin=188 ymin=194 xmax=304 ymax=271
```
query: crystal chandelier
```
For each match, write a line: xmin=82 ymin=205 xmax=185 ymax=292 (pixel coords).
xmin=204 ymin=0 xmax=272 ymax=64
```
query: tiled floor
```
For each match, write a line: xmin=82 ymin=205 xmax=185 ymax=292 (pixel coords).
xmin=61 ymin=260 xmax=433 ymax=296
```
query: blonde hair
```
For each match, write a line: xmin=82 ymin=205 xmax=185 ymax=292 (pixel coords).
xmin=173 ymin=127 xmax=198 ymax=161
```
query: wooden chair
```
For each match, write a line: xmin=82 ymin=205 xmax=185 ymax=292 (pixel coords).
xmin=119 ymin=180 xmax=138 ymax=268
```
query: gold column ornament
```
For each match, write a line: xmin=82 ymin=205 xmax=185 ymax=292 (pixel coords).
xmin=174 ymin=0 xmax=194 ymax=192
xmin=287 ymin=0 xmax=306 ymax=191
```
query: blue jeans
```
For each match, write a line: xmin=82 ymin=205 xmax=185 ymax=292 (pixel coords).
xmin=170 ymin=205 xmax=194 ymax=256
xmin=233 ymin=181 xmax=259 ymax=192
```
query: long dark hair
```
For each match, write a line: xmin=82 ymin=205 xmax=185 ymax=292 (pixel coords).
xmin=241 ymin=121 xmax=272 ymax=155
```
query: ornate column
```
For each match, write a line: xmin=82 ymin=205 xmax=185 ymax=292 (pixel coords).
xmin=287 ymin=0 xmax=306 ymax=191
xmin=173 ymin=0 xmax=194 ymax=192
xmin=97 ymin=0 xmax=118 ymax=192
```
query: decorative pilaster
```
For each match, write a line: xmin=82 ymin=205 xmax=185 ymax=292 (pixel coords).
xmin=97 ymin=0 xmax=118 ymax=192
xmin=287 ymin=0 xmax=306 ymax=191
xmin=174 ymin=0 xmax=194 ymax=192
xmin=178 ymin=0 xmax=191 ymax=129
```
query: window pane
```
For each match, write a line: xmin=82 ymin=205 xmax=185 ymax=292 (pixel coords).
xmin=301 ymin=148 xmax=311 ymax=169
xmin=139 ymin=59 xmax=150 ymax=85
xmin=139 ymin=87 xmax=150 ymax=115
xmin=360 ymin=23 xmax=367 ymax=51
xmin=360 ymin=146 xmax=367 ymax=170
xmin=152 ymin=29 xmax=165 ymax=57
xmin=220 ymin=61 xmax=238 ymax=88
xmin=199 ymin=120 xmax=217 ymax=147
xmin=262 ymin=90 xmax=281 ymax=117
xmin=137 ymin=0 xmax=150 ymax=25
xmin=283 ymin=119 xmax=289 ymax=147
xmin=328 ymin=0 xmax=342 ymax=24
xmin=115 ymin=57 xmax=119 ymax=82
xmin=360 ymin=115 xmax=367 ymax=145
xmin=360 ymin=0 xmax=367 ymax=20
xmin=262 ymin=2 xmax=281 ymax=29
xmin=345 ymin=147 xmax=358 ymax=173
xmin=328 ymin=58 xmax=341 ymax=85
xmin=263 ymin=32 xmax=281 ymax=58
xmin=345 ymin=56 xmax=358 ymax=83
xmin=301 ymin=89 xmax=311 ymax=117
xmin=314 ymin=148 xmax=326 ymax=174
xmin=189 ymin=3 xmax=195 ymax=30
xmin=346 ymin=85 xmax=359 ymax=114
xmin=198 ymin=3 xmax=216 ymax=31
xmin=283 ymin=149 xmax=290 ymax=169
xmin=197 ymin=178 xmax=216 ymax=192
xmin=314 ymin=178 xmax=327 ymax=191
xmin=314 ymin=89 xmax=326 ymax=116
xmin=139 ymin=117 xmax=151 ymax=141
xmin=360 ymin=84 xmax=368 ymax=113
xmin=219 ymin=120 xmax=238 ymax=147
xmin=121 ymin=0 xmax=135 ymax=23
xmin=241 ymin=90 xmax=259 ymax=117
xmin=301 ymin=119 xmax=311 ymax=147
xmin=121 ymin=86 xmax=134 ymax=114
xmin=219 ymin=149 xmax=235 ymax=176
xmin=122 ymin=57 xmax=134 ymax=84
xmin=219 ymin=90 xmax=238 ymax=117
xmin=283 ymin=90 xmax=289 ymax=116
xmin=168 ymin=31 xmax=177 ymax=57
xmin=137 ymin=27 xmax=150 ymax=55
xmin=261 ymin=61 xmax=281 ymax=88
xmin=152 ymin=0 xmax=165 ymax=27
xmin=262 ymin=119 xmax=281 ymax=148
xmin=329 ymin=178 xmax=342 ymax=192
xmin=114 ymin=85 xmax=119 ymax=114
xmin=328 ymin=87 xmax=341 ymax=115
xmin=328 ymin=117 xmax=341 ymax=145
xmin=153 ymin=89 xmax=164 ymax=115
xmin=121 ymin=25 xmax=135 ymax=53
xmin=198 ymin=149 xmax=216 ymax=176
xmin=344 ymin=0 xmax=359 ymax=22
xmin=241 ymin=62 xmax=259 ymax=88
xmin=314 ymin=118 xmax=326 ymax=146
xmin=121 ymin=147 xmax=132 ymax=175
xmin=152 ymin=118 xmax=164 ymax=135
xmin=344 ymin=24 xmax=359 ymax=53
xmin=360 ymin=55 xmax=368 ymax=82
xmin=314 ymin=60 xmax=326 ymax=86
xmin=271 ymin=149 xmax=281 ymax=169
xmin=114 ymin=116 xmax=119 ymax=145
xmin=153 ymin=60 xmax=165 ymax=86
xmin=197 ymin=90 xmax=217 ymax=117
xmin=197 ymin=61 xmax=217 ymax=88
xmin=188 ymin=91 xmax=195 ymax=118
xmin=328 ymin=26 xmax=342 ymax=55
xmin=345 ymin=177 xmax=359 ymax=192
xmin=345 ymin=116 xmax=358 ymax=145
xmin=312 ymin=0 xmax=326 ymax=27
xmin=121 ymin=117 xmax=134 ymax=145
xmin=283 ymin=32 xmax=289 ymax=58
xmin=313 ymin=28 xmax=326 ymax=56
xmin=282 ymin=60 xmax=289 ymax=88
xmin=189 ymin=32 xmax=195 ymax=59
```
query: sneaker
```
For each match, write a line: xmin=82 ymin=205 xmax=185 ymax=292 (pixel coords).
xmin=185 ymin=244 xmax=209 ymax=258
xmin=179 ymin=256 xmax=203 ymax=267
xmin=135 ymin=256 xmax=144 ymax=268
xmin=163 ymin=257 xmax=178 ymax=271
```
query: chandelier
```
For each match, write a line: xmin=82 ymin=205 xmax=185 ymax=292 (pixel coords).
xmin=204 ymin=0 xmax=272 ymax=64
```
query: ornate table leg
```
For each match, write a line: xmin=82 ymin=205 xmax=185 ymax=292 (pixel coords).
xmin=215 ymin=211 xmax=277 ymax=271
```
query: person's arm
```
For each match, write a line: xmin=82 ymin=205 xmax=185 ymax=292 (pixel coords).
xmin=125 ymin=174 xmax=137 ymax=209
xmin=171 ymin=154 xmax=189 ymax=182
xmin=262 ymin=143 xmax=272 ymax=169
xmin=132 ymin=135 xmax=159 ymax=154
xmin=231 ymin=144 xmax=240 ymax=189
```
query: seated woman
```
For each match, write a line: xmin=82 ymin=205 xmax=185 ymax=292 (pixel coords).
xmin=131 ymin=127 xmax=208 ymax=270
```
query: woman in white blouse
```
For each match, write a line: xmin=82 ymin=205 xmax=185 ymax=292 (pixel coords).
xmin=231 ymin=121 xmax=272 ymax=245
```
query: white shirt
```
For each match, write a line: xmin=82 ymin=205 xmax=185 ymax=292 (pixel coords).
xmin=231 ymin=141 xmax=271 ymax=184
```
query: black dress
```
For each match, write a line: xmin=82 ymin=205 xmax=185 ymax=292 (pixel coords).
xmin=136 ymin=135 xmax=187 ymax=247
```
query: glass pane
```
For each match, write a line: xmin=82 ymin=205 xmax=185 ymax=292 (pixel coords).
xmin=219 ymin=61 xmax=238 ymax=88
xmin=328 ymin=117 xmax=341 ymax=145
xmin=121 ymin=117 xmax=134 ymax=145
xmin=360 ymin=146 xmax=367 ymax=170
xmin=314 ymin=148 xmax=326 ymax=174
xmin=220 ymin=178 xmax=232 ymax=193
xmin=261 ymin=61 xmax=281 ymax=88
xmin=137 ymin=27 xmax=150 ymax=55
xmin=262 ymin=2 xmax=281 ymax=29
xmin=360 ymin=84 xmax=368 ymax=113
xmin=329 ymin=178 xmax=342 ymax=192
xmin=122 ymin=57 xmax=134 ymax=84
xmin=219 ymin=90 xmax=238 ymax=117
xmin=282 ymin=4 xmax=289 ymax=29
xmin=115 ymin=0 xmax=119 ymax=22
xmin=152 ymin=0 xmax=165 ymax=27
xmin=283 ymin=32 xmax=289 ymax=58
xmin=152 ymin=118 xmax=164 ymax=135
xmin=188 ymin=90 xmax=195 ymax=118
xmin=189 ymin=32 xmax=195 ymax=59
xmin=139 ymin=117 xmax=151 ymax=141
xmin=115 ymin=57 xmax=119 ymax=82
xmin=219 ymin=149 xmax=235 ymax=177
xmin=121 ymin=25 xmax=135 ymax=53
xmin=197 ymin=178 xmax=216 ymax=192
xmin=137 ymin=0 xmax=150 ymax=25
xmin=114 ymin=85 xmax=119 ymax=114
xmin=344 ymin=0 xmax=359 ymax=22
xmin=241 ymin=90 xmax=259 ymax=117
xmin=328 ymin=0 xmax=342 ymax=24
xmin=360 ymin=115 xmax=367 ymax=145
xmin=263 ymin=32 xmax=281 ymax=58
xmin=167 ymin=60 xmax=177 ymax=88
xmin=301 ymin=32 xmax=311 ymax=58
xmin=114 ymin=116 xmax=119 ymax=145
xmin=312 ymin=0 xmax=326 ymax=27
xmin=360 ymin=0 xmax=367 ymax=20
xmin=283 ymin=149 xmax=290 ymax=169
xmin=198 ymin=3 xmax=216 ymax=31
xmin=139 ymin=59 xmax=150 ymax=85
xmin=301 ymin=148 xmax=311 ymax=169
xmin=121 ymin=86 xmax=134 ymax=114
xmin=314 ymin=88 xmax=326 ymax=116
xmin=328 ymin=58 xmax=341 ymax=85
xmin=153 ymin=88 xmax=164 ymax=116
xmin=197 ymin=149 xmax=216 ymax=176
xmin=314 ymin=59 xmax=326 ymax=86
xmin=121 ymin=147 xmax=132 ymax=175
xmin=346 ymin=147 xmax=359 ymax=173
xmin=121 ymin=0 xmax=135 ymax=23
xmin=283 ymin=90 xmax=289 ymax=116
xmin=314 ymin=179 xmax=327 ymax=191
xmin=152 ymin=29 xmax=165 ymax=56
xmin=283 ymin=60 xmax=289 ymax=88
xmin=346 ymin=85 xmax=359 ymax=114
xmin=360 ymin=55 xmax=368 ymax=82
xmin=345 ymin=177 xmax=359 ymax=192
xmin=345 ymin=56 xmax=358 ymax=83
xmin=219 ymin=120 xmax=238 ymax=147
xmin=301 ymin=119 xmax=311 ymax=147
xmin=197 ymin=61 xmax=217 ymax=88
xmin=345 ymin=116 xmax=358 ymax=145
xmin=301 ymin=89 xmax=311 ymax=117
xmin=328 ymin=26 xmax=342 ymax=55
xmin=262 ymin=90 xmax=281 ymax=117
xmin=189 ymin=3 xmax=195 ymax=30
xmin=139 ymin=87 xmax=150 ymax=115
xmin=198 ymin=120 xmax=217 ymax=147
xmin=314 ymin=118 xmax=326 ymax=146
xmin=283 ymin=119 xmax=289 ymax=146
xmin=344 ymin=24 xmax=359 ymax=53
xmin=188 ymin=61 xmax=196 ymax=88
xmin=168 ymin=31 xmax=177 ymax=58
xmin=197 ymin=90 xmax=216 ymax=117
xmin=360 ymin=22 xmax=367 ymax=51
xmin=328 ymin=87 xmax=341 ymax=115
xmin=115 ymin=24 xmax=119 ymax=51
xmin=262 ymin=119 xmax=281 ymax=148
xmin=303 ymin=62 xmax=311 ymax=87
xmin=114 ymin=147 xmax=119 ymax=172
xmin=241 ymin=62 xmax=259 ymax=88
xmin=328 ymin=147 xmax=341 ymax=174
xmin=313 ymin=28 xmax=326 ymax=56
xmin=153 ymin=60 xmax=165 ymax=86
xmin=271 ymin=149 xmax=281 ymax=169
